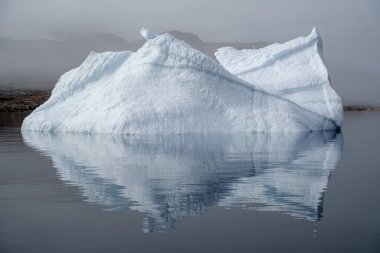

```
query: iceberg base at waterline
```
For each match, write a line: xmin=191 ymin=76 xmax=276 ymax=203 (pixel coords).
xmin=21 ymin=28 xmax=343 ymax=134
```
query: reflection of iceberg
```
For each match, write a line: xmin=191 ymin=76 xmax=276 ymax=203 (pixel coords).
xmin=22 ymin=28 xmax=342 ymax=133
xmin=22 ymin=131 xmax=342 ymax=232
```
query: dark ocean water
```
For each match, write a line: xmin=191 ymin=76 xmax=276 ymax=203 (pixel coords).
xmin=0 ymin=112 xmax=379 ymax=253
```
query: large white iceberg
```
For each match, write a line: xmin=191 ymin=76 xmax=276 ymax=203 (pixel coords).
xmin=22 ymin=28 xmax=342 ymax=133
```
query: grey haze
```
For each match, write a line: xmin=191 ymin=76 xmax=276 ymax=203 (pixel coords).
xmin=0 ymin=0 xmax=379 ymax=105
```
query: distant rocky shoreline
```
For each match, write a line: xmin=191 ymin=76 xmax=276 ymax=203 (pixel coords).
xmin=343 ymin=105 xmax=378 ymax=111
xmin=0 ymin=89 xmax=377 ymax=113
xmin=0 ymin=90 xmax=50 ymax=112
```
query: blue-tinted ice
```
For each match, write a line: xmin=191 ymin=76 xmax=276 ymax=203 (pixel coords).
xmin=22 ymin=131 xmax=342 ymax=232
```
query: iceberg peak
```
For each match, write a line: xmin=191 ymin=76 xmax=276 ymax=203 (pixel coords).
xmin=140 ymin=27 xmax=157 ymax=40
xmin=308 ymin=26 xmax=322 ymax=40
xmin=310 ymin=27 xmax=319 ymax=39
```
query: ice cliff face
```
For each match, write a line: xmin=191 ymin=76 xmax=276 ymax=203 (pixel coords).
xmin=215 ymin=28 xmax=343 ymax=127
xmin=22 ymin=28 xmax=342 ymax=133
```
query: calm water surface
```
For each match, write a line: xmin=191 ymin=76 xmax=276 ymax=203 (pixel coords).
xmin=0 ymin=112 xmax=379 ymax=253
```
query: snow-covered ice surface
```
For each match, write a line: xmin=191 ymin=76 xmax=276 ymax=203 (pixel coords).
xmin=22 ymin=131 xmax=342 ymax=232
xmin=215 ymin=28 xmax=343 ymax=128
xmin=22 ymin=28 xmax=342 ymax=134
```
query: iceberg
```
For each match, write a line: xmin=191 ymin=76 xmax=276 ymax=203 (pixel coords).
xmin=22 ymin=28 xmax=342 ymax=134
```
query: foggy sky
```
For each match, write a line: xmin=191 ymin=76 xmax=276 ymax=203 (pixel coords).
xmin=0 ymin=0 xmax=380 ymax=106
xmin=0 ymin=0 xmax=379 ymax=105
